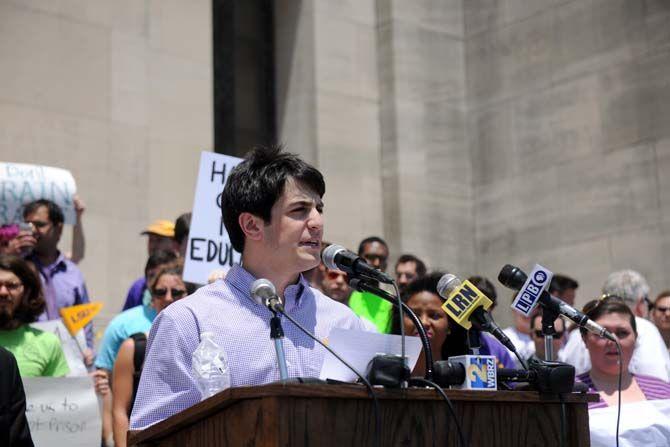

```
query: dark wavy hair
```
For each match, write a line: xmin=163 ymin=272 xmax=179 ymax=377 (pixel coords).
xmin=221 ymin=145 xmax=325 ymax=253
xmin=390 ymin=272 xmax=463 ymax=360
xmin=0 ymin=255 xmax=45 ymax=328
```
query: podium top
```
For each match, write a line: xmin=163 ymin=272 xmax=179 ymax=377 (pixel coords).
xmin=129 ymin=382 xmax=598 ymax=445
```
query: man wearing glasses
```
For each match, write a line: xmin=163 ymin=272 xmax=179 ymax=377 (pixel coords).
xmin=528 ymin=310 xmax=567 ymax=362
xmin=347 ymin=236 xmax=394 ymax=333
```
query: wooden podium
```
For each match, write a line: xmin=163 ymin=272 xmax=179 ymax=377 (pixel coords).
xmin=128 ymin=383 xmax=597 ymax=446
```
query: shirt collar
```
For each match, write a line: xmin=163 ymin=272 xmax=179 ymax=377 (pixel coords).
xmin=29 ymin=251 xmax=68 ymax=278
xmin=226 ymin=264 xmax=308 ymax=310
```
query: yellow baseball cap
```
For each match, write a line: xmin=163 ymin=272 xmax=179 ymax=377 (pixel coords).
xmin=141 ymin=220 xmax=175 ymax=238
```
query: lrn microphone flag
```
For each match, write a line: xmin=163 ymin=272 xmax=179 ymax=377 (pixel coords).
xmin=441 ymin=280 xmax=493 ymax=330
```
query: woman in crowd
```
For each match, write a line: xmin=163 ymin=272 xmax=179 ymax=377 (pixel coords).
xmin=112 ymin=263 xmax=189 ymax=447
xmin=651 ymin=290 xmax=670 ymax=352
xmin=0 ymin=254 xmax=69 ymax=377
xmin=393 ymin=272 xmax=514 ymax=377
xmin=578 ymin=295 xmax=670 ymax=409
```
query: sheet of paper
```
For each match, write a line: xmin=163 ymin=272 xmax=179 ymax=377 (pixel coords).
xmin=319 ymin=328 xmax=423 ymax=381
xmin=589 ymin=398 xmax=670 ymax=447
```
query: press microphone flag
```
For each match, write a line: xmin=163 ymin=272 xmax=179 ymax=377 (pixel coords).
xmin=510 ymin=264 xmax=553 ymax=316
xmin=440 ymin=277 xmax=493 ymax=330
xmin=438 ymin=273 xmax=518 ymax=355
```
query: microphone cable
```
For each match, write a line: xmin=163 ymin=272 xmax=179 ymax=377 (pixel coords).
xmin=409 ymin=377 xmax=467 ymax=447
xmin=615 ymin=339 xmax=623 ymax=447
xmin=276 ymin=305 xmax=381 ymax=447
xmin=350 ymin=278 xmax=434 ymax=380
xmin=392 ymin=281 xmax=406 ymax=380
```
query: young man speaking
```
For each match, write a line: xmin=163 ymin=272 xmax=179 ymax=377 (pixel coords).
xmin=130 ymin=146 xmax=369 ymax=429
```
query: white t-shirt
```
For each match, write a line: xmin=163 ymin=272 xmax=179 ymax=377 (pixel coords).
xmin=559 ymin=317 xmax=670 ymax=382
xmin=502 ymin=326 xmax=535 ymax=366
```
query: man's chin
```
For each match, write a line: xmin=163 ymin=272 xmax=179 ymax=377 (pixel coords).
xmin=0 ymin=309 xmax=15 ymax=328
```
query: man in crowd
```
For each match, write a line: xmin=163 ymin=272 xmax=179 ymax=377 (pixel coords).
xmin=0 ymin=255 xmax=69 ymax=377
xmin=528 ymin=309 xmax=566 ymax=362
xmin=121 ymin=220 xmax=177 ymax=310
xmin=548 ymin=274 xmax=579 ymax=306
xmin=560 ymin=269 xmax=670 ymax=381
xmin=395 ymin=254 xmax=426 ymax=292
xmin=347 ymin=236 xmax=393 ymax=332
xmin=173 ymin=213 xmax=191 ymax=258
xmin=130 ymin=146 xmax=369 ymax=429
xmin=20 ymin=200 xmax=94 ymax=362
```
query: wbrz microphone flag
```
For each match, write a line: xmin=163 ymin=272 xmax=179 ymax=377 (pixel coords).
xmin=448 ymin=355 xmax=497 ymax=391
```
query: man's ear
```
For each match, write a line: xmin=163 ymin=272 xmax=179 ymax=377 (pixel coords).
xmin=238 ymin=212 xmax=264 ymax=242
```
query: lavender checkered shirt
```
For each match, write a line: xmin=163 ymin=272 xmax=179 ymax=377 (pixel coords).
xmin=129 ymin=264 xmax=369 ymax=429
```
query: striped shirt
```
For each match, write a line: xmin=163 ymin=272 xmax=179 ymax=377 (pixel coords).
xmin=129 ymin=264 xmax=369 ymax=430
xmin=577 ymin=372 xmax=670 ymax=409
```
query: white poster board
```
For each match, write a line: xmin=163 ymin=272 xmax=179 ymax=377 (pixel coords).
xmin=23 ymin=377 xmax=102 ymax=447
xmin=590 ymin=399 xmax=670 ymax=446
xmin=30 ymin=320 xmax=88 ymax=377
xmin=183 ymin=152 xmax=243 ymax=284
xmin=0 ymin=162 xmax=77 ymax=225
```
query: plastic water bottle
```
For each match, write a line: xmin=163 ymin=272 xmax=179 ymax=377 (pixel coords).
xmin=191 ymin=332 xmax=231 ymax=399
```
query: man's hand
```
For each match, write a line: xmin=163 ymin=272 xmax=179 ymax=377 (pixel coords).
xmin=73 ymin=195 xmax=86 ymax=219
xmin=91 ymin=369 xmax=110 ymax=396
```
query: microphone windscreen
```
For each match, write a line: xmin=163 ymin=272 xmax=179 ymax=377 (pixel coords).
xmin=321 ymin=244 xmax=345 ymax=270
xmin=437 ymin=273 xmax=461 ymax=299
xmin=497 ymin=264 xmax=527 ymax=290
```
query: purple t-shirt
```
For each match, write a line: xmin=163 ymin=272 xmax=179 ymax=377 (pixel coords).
xmin=577 ymin=372 xmax=670 ymax=409
xmin=28 ymin=252 xmax=93 ymax=348
xmin=122 ymin=277 xmax=146 ymax=311
xmin=480 ymin=333 xmax=517 ymax=369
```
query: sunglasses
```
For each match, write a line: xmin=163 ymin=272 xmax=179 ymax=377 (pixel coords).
xmin=534 ymin=330 xmax=565 ymax=338
xmin=153 ymin=288 xmax=187 ymax=299
xmin=325 ymin=270 xmax=348 ymax=281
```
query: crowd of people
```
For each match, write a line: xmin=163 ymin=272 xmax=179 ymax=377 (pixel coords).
xmin=1 ymin=146 xmax=670 ymax=446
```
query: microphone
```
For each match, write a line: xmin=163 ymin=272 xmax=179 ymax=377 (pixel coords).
xmin=437 ymin=273 xmax=518 ymax=355
xmin=322 ymin=244 xmax=394 ymax=284
xmin=250 ymin=279 xmax=283 ymax=312
xmin=498 ymin=264 xmax=616 ymax=341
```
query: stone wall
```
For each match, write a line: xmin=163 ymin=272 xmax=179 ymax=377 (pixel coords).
xmin=465 ymin=0 xmax=670 ymax=324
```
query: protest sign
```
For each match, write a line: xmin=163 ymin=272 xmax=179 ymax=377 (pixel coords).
xmin=183 ymin=152 xmax=243 ymax=284
xmin=0 ymin=162 xmax=77 ymax=225
xmin=23 ymin=377 xmax=102 ymax=447
xmin=30 ymin=320 xmax=88 ymax=377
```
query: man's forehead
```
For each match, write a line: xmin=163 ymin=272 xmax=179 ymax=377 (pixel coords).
xmin=283 ymin=179 xmax=323 ymax=204
xmin=25 ymin=205 xmax=50 ymax=221
xmin=397 ymin=261 xmax=417 ymax=272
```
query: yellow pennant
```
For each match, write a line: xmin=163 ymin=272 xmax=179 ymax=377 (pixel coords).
xmin=59 ymin=302 xmax=104 ymax=336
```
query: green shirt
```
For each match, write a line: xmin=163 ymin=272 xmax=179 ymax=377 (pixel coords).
xmin=0 ymin=325 xmax=70 ymax=377
xmin=348 ymin=290 xmax=393 ymax=333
